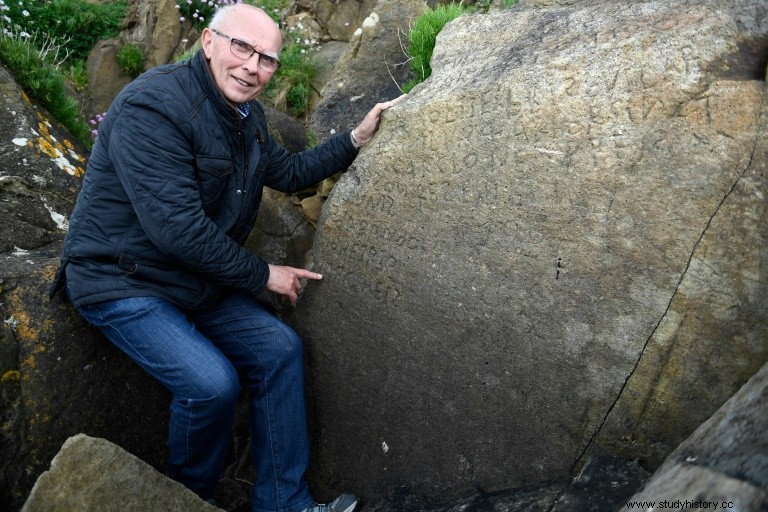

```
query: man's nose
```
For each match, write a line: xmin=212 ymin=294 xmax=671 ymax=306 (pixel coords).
xmin=242 ymin=52 xmax=262 ymax=71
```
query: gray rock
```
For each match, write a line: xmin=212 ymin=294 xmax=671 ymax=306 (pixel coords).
xmin=246 ymin=187 xmax=314 ymax=268
xmin=314 ymin=0 xmax=380 ymax=42
xmin=551 ymin=456 xmax=650 ymax=512
xmin=310 ymin=41 xmax=350 ymax=116
xmin=619 ymin=464 xmax=768 ymax=512
xmin=618 ymin=361 xmax=768 ymax=512
xmin=263 ymin=104 xmax=311 ymax=153
xmin=86 ymin=0 xmax=198 ymax=116
xmin=0 ymin=62 xmax=170 ymax=511
xmin=21 ymin=434 xmax=222 ymax=512
xmin=359 ymin=483 xmax=565 ymax=512
xmin=310 ymin=0 xmax=426 ymax=142
xmin=293 ymin=0 xmax=768 ymax=500
xmin=85 ymin=39 xmax=133 ymax=117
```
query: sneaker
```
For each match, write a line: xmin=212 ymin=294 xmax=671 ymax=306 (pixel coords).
xmin=301 ymin=493 xmax=358 ymax=512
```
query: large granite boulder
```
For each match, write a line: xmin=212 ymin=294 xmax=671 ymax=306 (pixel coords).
xmin=0 ymin=63 xmax=171 ymax=510
xmin=293 ymin=0 xmax=768 ymax=501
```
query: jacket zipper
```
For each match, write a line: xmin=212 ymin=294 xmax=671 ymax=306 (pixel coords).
xmin=235 ymin=117 xmax=251 ymax=237
xmin=237 ymin=115 xmax=248 ymax=197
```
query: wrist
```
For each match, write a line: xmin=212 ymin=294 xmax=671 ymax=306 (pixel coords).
xmin=350 ymin=129 xmax=364 ymax=149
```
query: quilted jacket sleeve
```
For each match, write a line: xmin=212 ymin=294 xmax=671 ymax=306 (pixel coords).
xmin=262 ymin=126 xmax=359 ymax=193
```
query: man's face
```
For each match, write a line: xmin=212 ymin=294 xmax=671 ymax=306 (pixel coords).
xmin=202 ymin=7 xmax=282 ymax=105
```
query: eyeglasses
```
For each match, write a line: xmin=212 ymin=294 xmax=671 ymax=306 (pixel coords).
xmin=212 ymin=29 xmax=280 ymax=73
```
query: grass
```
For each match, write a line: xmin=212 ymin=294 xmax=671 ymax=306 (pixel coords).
xmin=0 ymin=32 xmax=91 ymax=143
xmin=402 ymin=0 xmax=519 ymax=92
xmin=0 ymin=0 xmax=126 ymax=147
xmin=117 ymin=43 xmax=144 ymax=78
xmin=402 ymin=3 xmax=476 ymax=93
xmin=263 ymin=41 xmax=319 ymax=117
xmin=3 ymin=0 xmax=126 ymax=61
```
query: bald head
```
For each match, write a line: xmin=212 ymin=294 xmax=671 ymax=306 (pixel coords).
xmin=208 ymin=4 xmax=282 ymax=47
xmin=202 ymin=4 xmax=283 ymax=104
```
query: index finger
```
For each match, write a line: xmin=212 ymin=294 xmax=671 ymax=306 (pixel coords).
xmin=294 ymin=269 xmax=323 ymax=281
xmin=377 ymin=94 xmax=408 ymax=113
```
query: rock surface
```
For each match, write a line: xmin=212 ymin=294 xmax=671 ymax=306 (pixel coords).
xmin=22 ymin=436 xmax=649 ymax=512
xmin=0 ymin=62 xmax=171 ymax=510
xmin=5 ymin=0 xmax=768 ymax=509
xmin=21 ymin=434 xmax=221 ymax=512
xmin=310 ymin=0 xmax=425 ymax=142
xmin=292 ymin=0 xmax=768 ymax=500
xmin=618 ymin=361 xmax=768 ymax=512
xmin=86 ymin=0 xmax=198 ymax=116
xmin=314 ymin=0 xmax=380 ymax=42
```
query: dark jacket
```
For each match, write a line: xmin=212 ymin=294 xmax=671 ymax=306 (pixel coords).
xmin=49 ymin=50 xmax=358 ymax=309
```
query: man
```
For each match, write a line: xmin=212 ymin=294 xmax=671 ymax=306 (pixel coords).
xmin=49 ymin=4 xmax=403 ymax=511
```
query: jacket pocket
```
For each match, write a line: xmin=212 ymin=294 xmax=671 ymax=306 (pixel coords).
xmin=195 ymin=155 xmax=234 ymax=209
xmin=118 ymin=251 xmax=207 ymax=299
xmin=118 ymin=251 xmax=139 ymax=275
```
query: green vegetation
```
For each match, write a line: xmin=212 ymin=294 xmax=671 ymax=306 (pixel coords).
xmin=263 ymin=41 xmax=318 ymax=117
xmin=3 ymin=0 xmax=126 ymax=61
xmin=0 ymin=0 xmax=127 ymax=147
xmin=64 ymin=58 xmax=88 ymax=92
xmin=402 ymin=0 xmax=518 ymax=92
xmin=402 ymin=3 xmax=475 ymax=93
xmin=117 ymin=43 xmax=144 ymax=78
xmin=0 ymin=33 xmax=91 ymax=143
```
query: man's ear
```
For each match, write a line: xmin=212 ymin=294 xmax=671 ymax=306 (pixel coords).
xmin=201 ymin=28 xmax=214 ymax=59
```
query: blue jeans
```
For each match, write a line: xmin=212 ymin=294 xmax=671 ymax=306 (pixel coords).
xmin=74 ymin=292 xmax=313 ymax=512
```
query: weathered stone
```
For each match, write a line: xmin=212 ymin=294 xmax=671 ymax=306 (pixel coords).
xmin=263 ymin=104 xmax=311 ymax=153
xmin=292 ymin=0 xmax=768 ymax=500
xmin=359 ymin=483 xmax=565 ymax=512
xmin=0 ymin=62 xmax=171 ymax=511
xmin=551 ymin=456 xmax=650 ymax=512
xmin=314 ymin=0 xmax=379 ymax=42
xmin=618 ymin=361 xmax=768 ymax=512
xmin=86 ymin=0 xmax=198 ymax=116
xmin=285 ymin=12 xmax=324 ymax=46
xmin=310 ymin=0 xmax=425 ymax=142
xmin=245 ymin=187 xmax=315 ymax=271
xmin=0 ymin=65 xmax=87 ymax=254
xmin=85 ymin=39 xmax=134 ymax=117
xmin=141 ymin=0 xmax=196 ymax=68
xmin=310 ymin=41 xmax=349 ymax=116
xmin=588 ymin=21 xmax=768 ymax=467
xmin=21 ymin=434 xmax=222 ymax=512
xmin=619 ymin=464 xmax=768 ymax=512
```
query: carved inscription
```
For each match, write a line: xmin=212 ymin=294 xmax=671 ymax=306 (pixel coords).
xmin=317 ymin=223 xmax=425 ymax=306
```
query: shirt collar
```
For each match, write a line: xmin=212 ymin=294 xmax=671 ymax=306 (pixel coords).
xmin=237 ymin=102 xmax=251 ymax=119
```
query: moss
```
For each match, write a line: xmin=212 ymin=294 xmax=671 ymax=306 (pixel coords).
xmin=1 ymin=370 xmax=21 ymax=382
